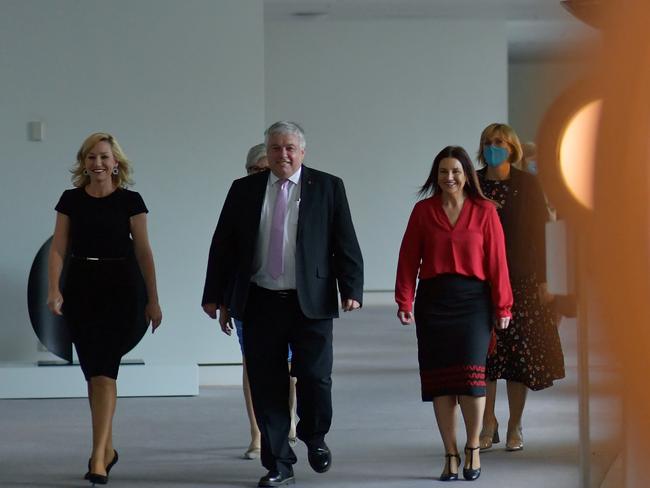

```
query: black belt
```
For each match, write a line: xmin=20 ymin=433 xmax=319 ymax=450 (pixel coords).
xmin=251 ymin=283 xmax=296 ymax=298
xmin=71 ymin=255 xmax=127 ymax=262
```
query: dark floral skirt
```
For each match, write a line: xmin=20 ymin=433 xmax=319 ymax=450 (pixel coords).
xmin=486 ymin=275 xmax=565 ymax=390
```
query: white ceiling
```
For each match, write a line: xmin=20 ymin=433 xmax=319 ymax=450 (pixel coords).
xmin=263 ymin=0 xmax=600 ymax=61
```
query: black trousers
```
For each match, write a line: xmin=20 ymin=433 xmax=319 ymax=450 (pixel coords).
xmin=243 ymin=284 xmax=333 ymax=475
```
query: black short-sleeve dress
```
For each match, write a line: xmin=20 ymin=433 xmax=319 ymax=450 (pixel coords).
xmin=55 ymin=187 xmax=148 ymax=380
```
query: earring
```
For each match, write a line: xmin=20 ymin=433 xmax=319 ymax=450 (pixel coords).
xmin=112 ymin=167 xmax=119 ymax=175
xmin=83 ymin=169 xmax=89 ymax=176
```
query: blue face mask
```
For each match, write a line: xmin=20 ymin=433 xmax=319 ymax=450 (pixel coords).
xmin=526 ymin=160 xmax=538 ymax=175
xmin=483 ymin=145 xmax=509 ymax=168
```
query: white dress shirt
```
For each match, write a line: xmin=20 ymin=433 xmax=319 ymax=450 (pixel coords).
xmin=251 ymin=167 xmax=302 ymax=290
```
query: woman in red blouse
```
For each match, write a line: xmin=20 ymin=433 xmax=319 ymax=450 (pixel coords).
xmin=395 ymin=146 xmax=512 ymax=481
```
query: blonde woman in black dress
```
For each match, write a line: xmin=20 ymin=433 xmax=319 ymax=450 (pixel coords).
xmin=476 ymin=123 xmax=565 ymax=452
xmin=47 ymin=132 xmax=162 ymax=485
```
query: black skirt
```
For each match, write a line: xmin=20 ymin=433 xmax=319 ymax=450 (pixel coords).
xmin=414 ymin=274 xmax=492 ymax=400
xmin=63 ymin=258 xmax=138 ymax=380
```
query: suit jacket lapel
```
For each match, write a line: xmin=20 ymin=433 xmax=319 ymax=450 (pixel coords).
xmin=249 ymin=171 xmax=269 ymax=237
xmin=297 ymin=165 xmax=315 ymax=240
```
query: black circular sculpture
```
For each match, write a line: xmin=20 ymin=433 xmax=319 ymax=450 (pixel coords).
xmin=27 ymin=237 xmax=149 ymax=363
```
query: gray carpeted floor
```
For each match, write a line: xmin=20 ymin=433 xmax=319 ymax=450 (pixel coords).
xmin=0 ymin=305 xmax=579 ymax=487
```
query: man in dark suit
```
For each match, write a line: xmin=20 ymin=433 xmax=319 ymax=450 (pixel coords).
xmin=202 ymin=121 xmax=363 ymax=487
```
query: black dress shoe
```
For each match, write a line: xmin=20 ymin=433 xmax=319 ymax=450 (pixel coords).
xmin=463 ymin=446 xmax=481 ymax=481
xmin=440 ymin=453 xmax=460 ymax=481
xmin=258 ymin=470 xmax=295 ymax=487
xmin=307 ymin=443 xmax=332 ymax=473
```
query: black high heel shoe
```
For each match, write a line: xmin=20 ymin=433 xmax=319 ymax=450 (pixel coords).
xmin=84 ymin=450 xmax=118 ymax=481
xmin=87 ymin=472 xmax=108 ymax=485
xmin=463 ymin=446 xmax=481 ymax=481
xmin=105 ymin=450 xmax=119 ymax=474
xmin=439 ymin=453 xmax=460 ymax=481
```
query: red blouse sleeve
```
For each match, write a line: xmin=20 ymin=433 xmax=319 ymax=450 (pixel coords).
xmin=395 ymin=203 xmax=424 ymax=312
xmin=484 ymin=204 xmax=513 ymax=318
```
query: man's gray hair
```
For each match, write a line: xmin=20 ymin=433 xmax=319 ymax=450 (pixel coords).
xmin=264 ymin=121 xmax=306 ymax=150
xmin=522 ymin=141 xmax=537 ymax=159
xmin=245 ymin=143 xmax=267 ymax=171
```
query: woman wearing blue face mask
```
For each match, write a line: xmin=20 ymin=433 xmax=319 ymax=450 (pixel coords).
xmin=475 ymin=123 xmax=565 ymax=452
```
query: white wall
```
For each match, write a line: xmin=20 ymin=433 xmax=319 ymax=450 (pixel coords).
xmin=1 ymin=6 xmax=512 ymax=371
xmin=265 ymin=19 xmax=508 ymax=290
xmin=509 ymin=60 xmax=588 ymax=142
xmin=0 ymin=0 xmax=264 ymax=365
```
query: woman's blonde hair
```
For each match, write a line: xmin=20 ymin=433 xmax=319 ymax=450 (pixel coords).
xmin=477 ymin=123 xmax=523 ymax=167
xmin=71 ymin=132 xmax=134 ymax=188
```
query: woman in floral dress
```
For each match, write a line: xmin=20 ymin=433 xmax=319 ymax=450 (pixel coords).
xmin=476 ymin=123 xmax=565 ymax=451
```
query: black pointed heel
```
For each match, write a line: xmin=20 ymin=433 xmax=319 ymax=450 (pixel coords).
xmin=440 ymin=453 xmax=460 ymax=481
xmin=463 ymin=445 xmax=481 ymax=481
xmin=84 ymin=458 xmax=91 ymax=480
xmin=88 ymin=472 xmax=108 ymax=485
xmin=106 ymin=450 xmax=119 ymax=474
xmin=84 ymin=450 xmax=117 ymax=480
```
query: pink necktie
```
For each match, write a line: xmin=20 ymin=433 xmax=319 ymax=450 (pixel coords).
xmin=267 ymin=179 xmax=289 ymax=279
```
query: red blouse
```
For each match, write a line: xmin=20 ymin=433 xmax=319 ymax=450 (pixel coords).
xmin=395 ymin=195 xmax=513 ymax=318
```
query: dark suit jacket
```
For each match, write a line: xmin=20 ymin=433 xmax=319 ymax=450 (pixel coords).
xmin=202 ymin=165 xmax=364 ymax=320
